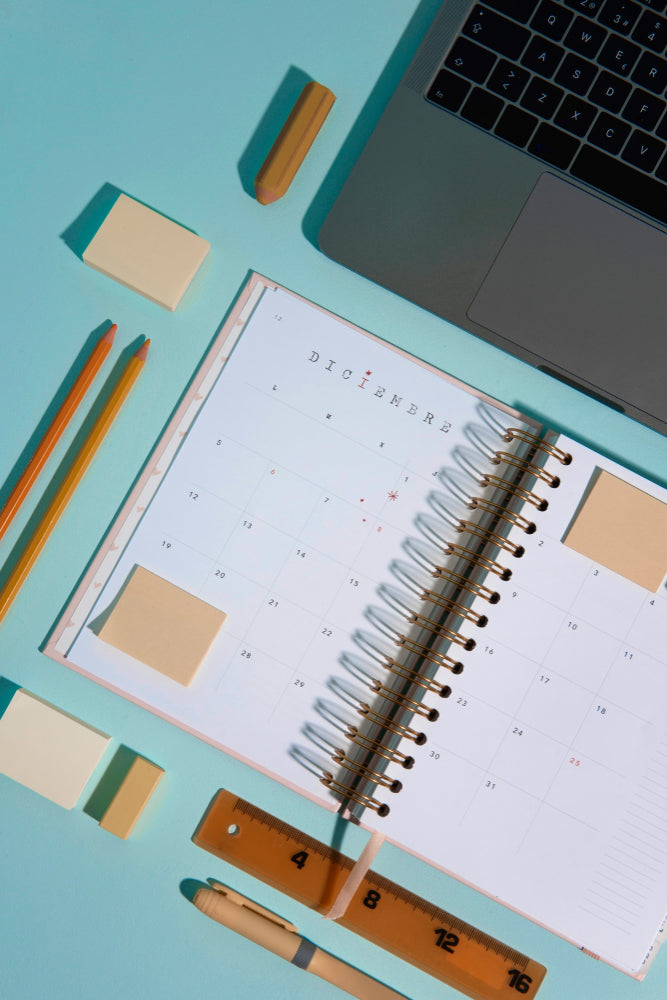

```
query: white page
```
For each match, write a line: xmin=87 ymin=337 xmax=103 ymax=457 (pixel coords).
xmin=382 ymin=434 xmax=667 ymax=975
xmin=62 ymin=284 xmax=530 ymax=811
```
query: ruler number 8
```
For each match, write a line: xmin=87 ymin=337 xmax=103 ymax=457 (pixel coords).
xmin=508 ymin=970 xmax=533 ymax=993
xmin=363 ymin=890 xmax=381 ymax=909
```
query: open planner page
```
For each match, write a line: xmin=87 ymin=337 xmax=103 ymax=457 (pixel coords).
xmin=51 ymin=279 xmax=533 ymax=811
xmin=382 ymin=433 xmax=667 ymax=976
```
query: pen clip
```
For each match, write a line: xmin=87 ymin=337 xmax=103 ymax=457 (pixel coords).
xmin=207 ymin=879 xmax=298 ymax=933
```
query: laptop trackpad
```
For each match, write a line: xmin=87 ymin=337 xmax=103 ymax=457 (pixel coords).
xmin=468 ymin=172 xmax=667 ymax=421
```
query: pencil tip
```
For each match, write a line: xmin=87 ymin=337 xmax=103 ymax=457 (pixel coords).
xmin=103 ymin=323 xmax=118 ymax=344
xmin=135 ymin=339 xmax=150 ymax=361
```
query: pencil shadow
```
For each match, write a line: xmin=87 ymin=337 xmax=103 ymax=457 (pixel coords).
xmin=0 ymin=321 xmax=116 ymax=527
xmin=302 ymin=0 xmax=443 ymax=246
xmin=0 ymin=337 xmax=145 ymax=604
xmin=238 ymin=66 xmax=313 ymax=199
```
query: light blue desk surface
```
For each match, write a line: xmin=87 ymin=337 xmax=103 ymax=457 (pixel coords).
xmin=2 ymin=2 xmax=666 ymax=998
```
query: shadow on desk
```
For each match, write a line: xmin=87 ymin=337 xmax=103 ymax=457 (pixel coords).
xmin=302 ymin=0 xmax=443 ymax=244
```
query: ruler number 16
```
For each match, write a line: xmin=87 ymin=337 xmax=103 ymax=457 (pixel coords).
xmin=508 ymin=969 xmax=533 ymax=993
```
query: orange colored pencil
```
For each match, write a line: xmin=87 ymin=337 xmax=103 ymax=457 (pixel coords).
xmin=0 ymin=339 xmax=149 ymax=625
xmin=0 ymin=323 xmax=117 ymax=542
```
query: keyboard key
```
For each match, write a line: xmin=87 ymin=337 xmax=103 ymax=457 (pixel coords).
xmin=571 ymin=144 xmax=667 ymax=223
xmin=446 ymin=37 xmax=497 ymax=83
xmin=623 ymin=87 xmax=665 ymax=128
xmin=597 ymin=33 xmax=641 ymax=75
xmin=521 ymin=35 xmax=565 ymax=74
xmin=598 ymin=0 xmax=641 ymax=34
xmin=631 ymin=50 xmax=667 ymax=92
xmin=631 ymin=9 xmax=667 ymax=50
xmin=521 ymin=76 xmax=565 ymax=115
xmin=427 ymin=69 xmax=472 ymax=111
xmin=531 ymin=0 xmax=574 ymax=39
xmin=555 ymin=93 xmax=598 ymax=133
xmin=657 ymin=152 xmax=667 ymax=181
xmin=589 ymin=110 xmax=632 ymax=151
xmin=565 ymin=0 xmax=604 ymax=15
xmin=621 ymin=127 xmax=665 ymax=169
xmin=556 ymin=52 xmax=598 ymax=92
xmin=461 ymin=87 xmax=506 ymax=127
xmin=642 ymin=0 xmax=666 ymax=11
xmin=488 ymin=58 xmax=531 ymax=99
xmin=657 ymin=109 xmax=667 ymax=138
xmin=495 ymin=104 xmax=539 ymax=143
xmin=483 ymin=0 xmax=540 ymax=22
xmin=564 ymin=15 xmax=608 ymax=57
xmin=589 ymin=69 xmax=632 ymax=110
xmin=529 ymin=121 xmax=580 ymax=165
xmin=463 ymin=5 xmax=531 ymax=59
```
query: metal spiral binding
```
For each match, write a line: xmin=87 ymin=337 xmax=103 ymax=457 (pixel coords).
xmin=308 ymin=419 xmax=562 ymax=819
xmin=320 ymin=773 xmax=392 ymax=818
xmin=503 ymin=427 xmax=573 ymax=465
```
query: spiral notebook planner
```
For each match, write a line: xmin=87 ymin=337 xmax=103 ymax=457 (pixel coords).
xmin=47 ymin=274 xmax=667 ymax=979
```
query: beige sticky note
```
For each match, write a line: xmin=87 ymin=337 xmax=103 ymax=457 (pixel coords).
xmin=99 ymin=755 xmax=164 ymax=839
xmin=563 ymin=469 xmax=667 ymax=591
xmin=83 ymin=193 xmax=210 ymax=310
xmin=98 ymin=566 xmax=226 ymax=685
xmin=0 ymin=689 xmax=110 ymax=809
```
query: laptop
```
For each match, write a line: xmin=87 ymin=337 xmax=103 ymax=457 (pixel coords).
xmin=318 ymin=0 xmax=667 ymax=437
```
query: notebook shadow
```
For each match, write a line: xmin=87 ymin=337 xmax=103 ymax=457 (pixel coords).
xmin=238 ymin=66 xmax=313 ymax=200
xmin=302 ymin=0 xmax=443 ymax=246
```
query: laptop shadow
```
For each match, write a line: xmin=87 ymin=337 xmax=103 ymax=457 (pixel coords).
xmin=302 ymin=0 xmax=443 ymax=248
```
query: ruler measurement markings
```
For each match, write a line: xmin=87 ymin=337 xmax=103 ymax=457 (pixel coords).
xmin=194 ymin=790 xmax=546 ymax=999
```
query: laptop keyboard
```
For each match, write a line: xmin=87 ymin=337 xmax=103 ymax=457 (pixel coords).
xmin=426 ymin=0 xmax=667 ymax=224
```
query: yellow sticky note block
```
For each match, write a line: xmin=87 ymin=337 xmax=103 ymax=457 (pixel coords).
xmin=98 ymin=566 xmax=226 ymax=685
xmin=563 ymin=469 xmax=667 ymax=591
xmin=99 ymin=755 xmax=164 ymax=839
xmin=83 ymin=193 xmax=210 ymax=310
xmin=0 ymin=689 xmax=110 ymax=809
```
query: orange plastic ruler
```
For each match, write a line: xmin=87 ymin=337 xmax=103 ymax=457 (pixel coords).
xmin=193 ymin=790 xmax=546 ymax=1000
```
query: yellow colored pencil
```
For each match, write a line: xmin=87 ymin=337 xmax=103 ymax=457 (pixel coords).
xmin=0 ymin=323 xmax=116 ymax=542
xmin=0 ymin=339 xmax=150 ymax=625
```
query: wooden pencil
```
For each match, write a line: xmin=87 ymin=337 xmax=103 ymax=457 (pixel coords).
xmin=0 ymin=323 xmax=117 ymax=542
xmin=0 ymin=339 xmax=149 ymax=625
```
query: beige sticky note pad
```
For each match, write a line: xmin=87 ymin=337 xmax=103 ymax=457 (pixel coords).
xmin=563 ymin=469 xmax=667 ymax=591
xmin=98 ymin=566 xmax=226 ymax=685
xmin=0 ymin=689 xmax=110 ymax=809
xmin=83 ymin=193 xmax=210 ymax=310
xmin=99 ymin=755 xmax=164 ymax=839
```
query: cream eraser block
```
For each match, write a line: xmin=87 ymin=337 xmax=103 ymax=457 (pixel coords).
xmin=99 ymin=755 xmax=164 ymax=839
xmin=563 ymin=469 xmax=667 ymax=592
xmin=83 ymin=193 xmax=210 ymax=310
xmin=0 ymin=689 xmax=110 ymax=809
xmin=98 ymin=565 xmax=227 ymax=685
